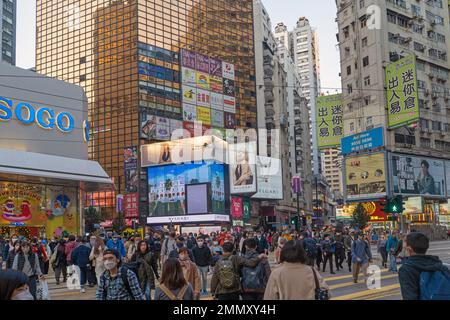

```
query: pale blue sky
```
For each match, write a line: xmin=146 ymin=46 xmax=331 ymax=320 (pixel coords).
xmin=16 ymin=0 xmax=341 ymax=91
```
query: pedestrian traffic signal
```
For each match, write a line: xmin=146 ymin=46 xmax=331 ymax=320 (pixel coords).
xmin=381 ymin=196 xmax=404 ymax=214
xmin=290 ymin=216 xmax=299 ymax=230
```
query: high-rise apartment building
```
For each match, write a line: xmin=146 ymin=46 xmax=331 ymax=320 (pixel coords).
xmin=336 ymin=0 xmax=450 ymax=236
xmin=321 ymin=148 xmax=343 ymax=194
xmin=253 ymin=0 xmax=313 ymax=227
xmin=274 ymin=18 xmax=321 ymax=175
xmin=0 ymin=0 xmax=16 ymax=65
xmin=36 ymin=0 xmax=257 ymax=219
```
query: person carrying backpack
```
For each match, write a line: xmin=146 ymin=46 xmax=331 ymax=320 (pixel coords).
xmin=351 ymin=232 xmax=372 ymax=283
xmin=95 ymin=249 xmax=145 ymax=300
xmin=210 ymin=242 xmax=266 ymax=300
xmin=241 ymin=238 xmax=271 ymax=300
xmin=334 ymin=232 xmax=346 ymax=271
xmin=300 ymin=232 xmax=317 ymax=267
xmin=160 ymin=232 xmax=177 ymax=266
xmin=399 ymin=232 xmax=450 ymax=300
xmin=155 ymin=258 xmax=195 ymax=300
xmin=129 ymin=240 xmax=156 ymax=300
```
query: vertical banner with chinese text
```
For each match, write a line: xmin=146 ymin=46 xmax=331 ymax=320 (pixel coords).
xmin=386 ymin=55 xmax=419 ymax=128
xmin=316 ymin=94 xmax=343 ymax=149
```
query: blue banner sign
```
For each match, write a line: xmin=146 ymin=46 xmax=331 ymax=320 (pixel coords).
xmin=341 ymin=127 xmax=383 ymax=155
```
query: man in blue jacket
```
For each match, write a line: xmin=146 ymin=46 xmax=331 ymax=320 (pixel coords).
xmin=106 ymin=235 xmax=126 ymax=259
xmin=72 ymin=237 xmax=93 ymax=293
xmin=351 ymin=232 xmax=372 ymax=283
xmin=255 ymin=232 xmax=268 ymax=254
xmin=386 ymin=231 xmax=399 ymax=272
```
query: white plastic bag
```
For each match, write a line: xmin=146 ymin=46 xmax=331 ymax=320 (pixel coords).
xmin=36 ymin=280 xmax=51 ymax=300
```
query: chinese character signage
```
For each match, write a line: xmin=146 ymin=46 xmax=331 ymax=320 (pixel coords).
xmin=242 ymin=198 xmax=251 ymax=222
xmin=390 ymin=154 xmax=445 ymax=196
xmin=124 ymin=193 xmax=139 ymax=218
xmin=231 ymin=197 xmax=243 ymax=219
xmin=341 ymin=127 xmax=384 ymax=156
xmin=345 ymin=153 xmax=387 ymax=200
xmin=316 ymin=94 xmax=343 ymax=149
xmin=386 ymin=55 xmax=420 ymax=128
xmin=124 ymin=146 xmax=138 ymax=193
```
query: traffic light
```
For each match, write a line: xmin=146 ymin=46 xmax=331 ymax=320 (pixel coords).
xmin=381 ymin=196 xmax=404 ymax=214
xmin=290 ymin=216 xmax=299 ymax=230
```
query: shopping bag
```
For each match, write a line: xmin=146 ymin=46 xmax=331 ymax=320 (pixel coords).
xmin=36 ymin=280 xmax=51 ymax=300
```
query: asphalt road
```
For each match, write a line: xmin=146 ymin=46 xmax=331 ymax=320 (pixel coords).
xmin=45 ymin=239 xmax=450 ymax=301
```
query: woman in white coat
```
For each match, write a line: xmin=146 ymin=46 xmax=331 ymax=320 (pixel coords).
xmin=89 ymin=236 xmax=106 ymax=285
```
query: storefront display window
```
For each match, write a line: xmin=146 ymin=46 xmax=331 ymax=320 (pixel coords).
xmin=0 ymin=182 xmax=79 ymax=238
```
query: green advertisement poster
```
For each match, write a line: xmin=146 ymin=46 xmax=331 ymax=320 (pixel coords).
xmin=242 ymin=198 xmax=251 ymax=222
xmin=386 ymin=55 xmax=420 ymax=128
xmin=316 ymin=94 xmax=343 ymax=149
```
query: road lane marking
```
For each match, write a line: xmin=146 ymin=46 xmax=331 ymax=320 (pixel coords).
xmin=325 ymin=269 xmax=388 ymax=282
xmin=331 ymin=283 xmax=400 ymax=300
xmin=365 ymin=290 xmax=401 ymax=300
xmin=329 ymin=273 xmax=398 ymax=290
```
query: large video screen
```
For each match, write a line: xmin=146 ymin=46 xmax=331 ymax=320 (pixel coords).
xmin=148 ymin=161 xmax=225 ymax=217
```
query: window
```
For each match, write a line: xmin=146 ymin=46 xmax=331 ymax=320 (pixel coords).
xmin=411 ymin=4 xmax=421 ymax=17
xmin=79 ymin=75 xmax=86 ymax=82
xmin=395 ymin=133 xmax=405 ymax=144
xmin=364 ymin=96 xmax=371 ymax=105
xmin=364 ymin=76 xmax=371 ymax=86
xmin=420 ymin=137 xmax=431 ymax=148
xmin=412 ymin=24 xmax=423 ymax=34
xmin=366 ymin=116 xmax=373 ymax=126
xmin=417 ymin=80 xmax=426 ymax=89
xmin=347 ymin=103 xmax=353 ymax=112
xmin=359 ymin=0 xmax=365 ymax=9
xmin=432 ymin=121 xmax=442 ymax=131
xmin=387 ymin=10 xmax=397 ymax=24
xmin=420 ymin=118 xmax=429 ymax=128
xmin=79 ymin=57 xmax=86 ymax=64
xmin=360 ymin=18 xmax=367 ymax=28
xmin=414 ymin=42 xmax=425 ymax=53
xmin=347 ymin=65 xmax=351 ymax=75
xmin=363 ymin=56 xmax=369 ymax=67
xmin=347 ymin=84 xmax=353 ymax=94
xmin=362 ymin=37 xmax=368 ymax=47
xmin=350 ymin=122 xmax=354 ymax=131
xmin=343 ymin=26 xmax=349 ymax=38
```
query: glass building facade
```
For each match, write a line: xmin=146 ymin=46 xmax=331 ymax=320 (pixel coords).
xmin=1 ymin=0 xmax=16 ymax=65
xmin=36 ymin=0 xmax=257 ymax=220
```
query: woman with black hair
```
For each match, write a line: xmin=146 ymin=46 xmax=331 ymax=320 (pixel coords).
xmin=0 ymin=269 xmax=34 ymax=300
xmin=5 ymin=240 xmax=21 ymax=269
xmin=263 ymin=240 xmax=329 ymax=300
xmin=154 ymin=258 xmax=194 ymax=300
xmin=12 ymin=241 xmax=44 ymax=299
xmin=129 ymin=240 xmax=156 ymax=300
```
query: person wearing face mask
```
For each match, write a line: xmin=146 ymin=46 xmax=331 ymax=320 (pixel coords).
xmin=89 ymin=236 xmax=106 ymax=285
xmin=191 ymin=236 xmax=212 ymax=295
xmin=147 ymin=232 xmax=161 ymax=279
xmin=64 ymin=235 xmax=80 ymax=267
xmin=96 ymin=249 xmax=145 ymax=300
xmin=129 ymin=240 xmax=156 ymax=300
xmin=255 ymin=232 xmax=269 ymax=255
xmin=5 ymin=240 xmax=21 ymax=270
xmin=0 ymin=269 xmax=34 ymax=300
xmin=72 ymin=237 xmax=94 ymax=293
xmin=12 ymin=241 xmax=45 ymax=299
xmin=399 ymin=232 xmax=450 ymax=300
xmin=49 ymin=237 xmax=58 ymax=254
xmin=177 ymin=247 xmax=200 ymax=300
xmin=106 ymin=235 xmax=126 ymax=259
xmin=210 ymin=240 xmax=223 ymax=267
xmin=160 ymin=232 xmax=178 ymax=266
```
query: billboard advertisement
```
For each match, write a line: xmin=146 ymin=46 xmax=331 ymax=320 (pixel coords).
xmin=124 ymin=193 xmax=139 ymax=218
xmin=229 ymin=142 xmax=257 ymax=194
xmin=252 ymin=156 xmax=283 ymax=200
xmin=181 ymin=49 xmax=235 ymax=131
xmin=231 ymin=197 xmax=243 ymax=219
xmin=386 ymin=54 xmax=419 ymax=128
xmin=337 ymin=202 xmax=388 ymax=222
xmin=147 ymin=161 xmax=225 ymax=217
xmin=341 ymin=127 xmax=384 ymax=156
xmin=391 ymin=154 xmax=445 ymax=196
xmin=345 ymin=153 xmax=387 ymax=200
xmin=124 ymin=146 xmax=138 ymax=193
xmin=242 ymin=198 xmax=251 ymax=222
xmin=140 ymin=111 xmax=182 ymax=141
xmin=404 ymin=196 xmax=423 ymax=215
xmin=316 ymin=94 xmax=343 ymax=149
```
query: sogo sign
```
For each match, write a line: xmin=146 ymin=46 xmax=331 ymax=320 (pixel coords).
xmin=0 ymin=96 xmax=84 ymax=135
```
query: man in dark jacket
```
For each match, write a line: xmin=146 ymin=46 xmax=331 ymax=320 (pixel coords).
xmin=192 ymin=236 xmax=212 ymax=295
xmin=399 ymin=232 xmax=449 ymax=300
xmin=72 ymin=237 xmax=93 ymax=293
xmin=241 ymin=238 xmax=271 ymax=300
xmin=255 ymin=232 xmax=269 ymax=254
